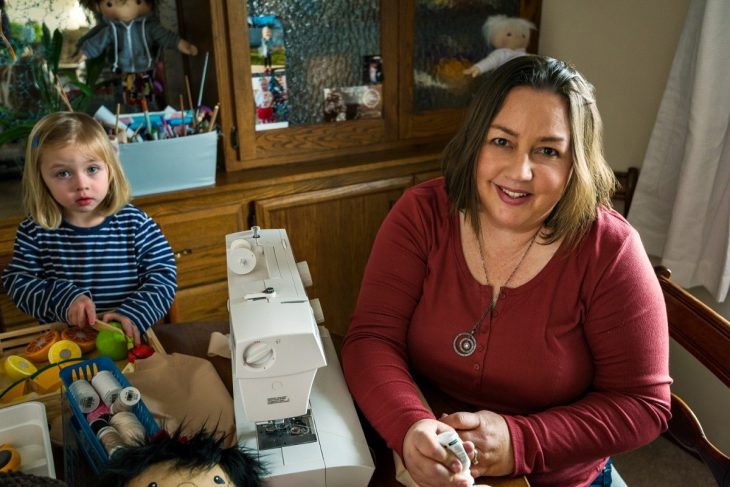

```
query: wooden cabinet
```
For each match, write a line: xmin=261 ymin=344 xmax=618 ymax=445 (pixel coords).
xmin=177 ymin=0 xmax=541 ymax=172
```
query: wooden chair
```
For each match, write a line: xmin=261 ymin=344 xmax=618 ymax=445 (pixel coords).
xmin=655 ymin=266 xmax=730 ymax=486
xmin=613 ymin=167 xmax=640 ymax=217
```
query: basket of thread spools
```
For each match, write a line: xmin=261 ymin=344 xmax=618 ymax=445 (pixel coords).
xmin=59 ymin=356 xmax=159 ymax=474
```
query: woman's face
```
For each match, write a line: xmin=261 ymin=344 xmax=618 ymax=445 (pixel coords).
xmin=475 ymin=86 xmax=573 ymax=233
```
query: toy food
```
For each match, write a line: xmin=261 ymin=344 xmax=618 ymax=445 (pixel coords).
xmin=96 ymin=322 xmax=131 ymax=361
xmin=62 ymin=326 xmax=98 ymax=354
xmin=24 ymin=329 xmax=61 ymax=363
xmin=127 ymin=344 xmax=155 ymax=363
xmin=48 ymin=339 xmax=82 ymax=364
xmin=4 ymin=355 xmax=37 ymax=381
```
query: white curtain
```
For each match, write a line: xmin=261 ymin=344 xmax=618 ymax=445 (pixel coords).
xmin=628 ymin=0 xmax=730 ymax=303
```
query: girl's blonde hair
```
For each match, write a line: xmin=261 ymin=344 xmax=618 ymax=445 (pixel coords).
xmin=23 ymin=112 xmax=131 ymax=229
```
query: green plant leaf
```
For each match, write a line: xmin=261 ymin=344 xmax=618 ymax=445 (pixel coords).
xmin=49 ymin=29 xmax=63 ymax=74
xmin=0 ymin=121 xmax=35 ymax=147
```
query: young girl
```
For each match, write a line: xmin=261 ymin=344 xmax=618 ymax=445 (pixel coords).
xmin=1 ymin=112 xmax=177 ymax=346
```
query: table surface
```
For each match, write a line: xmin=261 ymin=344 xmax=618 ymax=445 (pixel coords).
xmin=151 ymin=321 xmax=530 ymax=487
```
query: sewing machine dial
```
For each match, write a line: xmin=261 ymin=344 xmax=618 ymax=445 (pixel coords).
xmin=228 ymin=238 xmax=257 ymax=275
xmin=242 ymin=341 xmax=275 ymax=369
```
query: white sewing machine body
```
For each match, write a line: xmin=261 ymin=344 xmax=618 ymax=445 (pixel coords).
xmin=226 ymin=227 xmax=374 ymax=486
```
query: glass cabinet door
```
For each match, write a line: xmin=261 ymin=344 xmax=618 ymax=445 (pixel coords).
xmin=398 ymin=0 xmax=541 ymax=139
xmin=247 ymin=0 xmax=382 ymax=127
xmin=211 ymin=0 xmax=398 ymax=171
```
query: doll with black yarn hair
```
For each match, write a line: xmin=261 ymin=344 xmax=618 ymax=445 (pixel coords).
xmin=76 ymin=0 xmax=197 ymax=107
xmin=99 ymin=425 xmax=265 ymax=487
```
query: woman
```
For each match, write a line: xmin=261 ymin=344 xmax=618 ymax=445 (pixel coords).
xmin=342 ymin=56 xmax=671 ymax=487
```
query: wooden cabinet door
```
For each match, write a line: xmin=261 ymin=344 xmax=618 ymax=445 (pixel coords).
xmin=169 ymin=280 xmax=230 ymax=323
xmin=255 ymin=177 xmax=412 ymax=337
xmin=203 ymin=0 xmax=400 ymax=171
xmin=154 ymin=203 xmax=246 ymax=289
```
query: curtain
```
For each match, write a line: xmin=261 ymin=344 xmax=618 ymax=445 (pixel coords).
xmin=628 ymin=0 xmax=730 ymax=302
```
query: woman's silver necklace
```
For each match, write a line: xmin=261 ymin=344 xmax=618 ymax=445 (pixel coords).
xmin=453 ymin=230 xmax=538 ymax=357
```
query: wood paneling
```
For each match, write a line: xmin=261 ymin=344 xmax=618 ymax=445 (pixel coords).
xmin=255 ymin=177 xmax=412 ymax=337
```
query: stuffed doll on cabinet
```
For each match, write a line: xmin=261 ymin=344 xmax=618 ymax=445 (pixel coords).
xmin=463 ymin=15 xmax=535 ymax=77
xmin=77 ymin=0 xmax=198 ymax=107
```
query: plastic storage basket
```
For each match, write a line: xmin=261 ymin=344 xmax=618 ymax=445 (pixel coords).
xmin=59 ymin=356 xmax=159 ymax=474
xmin=0 ymin=401 xmax=56 ymax=477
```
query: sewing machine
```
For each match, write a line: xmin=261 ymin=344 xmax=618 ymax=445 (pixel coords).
xmin=226 ymin=227 xmax=374 ymax=486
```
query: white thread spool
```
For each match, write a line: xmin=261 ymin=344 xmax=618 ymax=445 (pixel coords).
xmin=69 ymin=379 xmax=101 ymax=413
xmin=110 ymin=386 xmax=141 ymax=414
xmin=109 ymin=411 xmax=147 ymax=446
xmin=227 ymin=238 xmax=256 ymax=274
xmin=91 ymin=370 xmax=123 ymax=406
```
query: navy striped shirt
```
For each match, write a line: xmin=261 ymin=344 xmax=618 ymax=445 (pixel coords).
xmin=2 ymin=204 xmax=177 ymax=333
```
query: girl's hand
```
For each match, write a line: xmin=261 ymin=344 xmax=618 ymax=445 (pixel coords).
xmin=403 ymin=419 xmax=475 ymax=487
xmin=440 ymin=410 xmax=515 ymax=478
xmin=67 ymin=295 xmax=96 ymax=328
xmin=102 ymin=312 xmax=141 ymax=347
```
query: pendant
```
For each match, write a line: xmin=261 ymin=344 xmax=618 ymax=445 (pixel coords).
xmin=453 ymin=332 xmax=477 ymax=357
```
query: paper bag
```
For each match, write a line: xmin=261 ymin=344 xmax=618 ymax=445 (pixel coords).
xmin=126 ymin=351 xmax=236 ymax=447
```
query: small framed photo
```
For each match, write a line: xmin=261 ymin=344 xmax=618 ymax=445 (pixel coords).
xmin=249 ymin=15 xmax=285 ymax=75
xmin=362 ymin=55 xmax=383 ymax=85
xmin=323 ymin=85 xmax=382 ymax=122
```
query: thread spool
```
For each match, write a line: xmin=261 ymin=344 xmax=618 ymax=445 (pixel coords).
xmin=89 ymin=417 xmax=110 ymax=436
xmin=69 ymin=379 xmax=101 ymax=413
xmin=96 ymin=425 xmax=126 ymax=458
xmin=109 ymin=411 xmax=147 ymax=446
xmin=110 ymin=386 xmax=141 ymax=414
xmin=86 ymin=403 xmax=110 ymax=424
xmin=91 ymin=370 xmax=122 ymax=406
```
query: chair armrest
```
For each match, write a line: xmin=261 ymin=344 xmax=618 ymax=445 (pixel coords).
xmin=668 ymin=393 xmax=730 ymax=486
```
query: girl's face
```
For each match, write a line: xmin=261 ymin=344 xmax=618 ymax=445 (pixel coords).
xmin=98 ymin=0 xmax=152 ymax=23
xmin=475 ymin=86 xmax=573 ymax=234
xmin=39 ymin=143 xmax=111 ymax=228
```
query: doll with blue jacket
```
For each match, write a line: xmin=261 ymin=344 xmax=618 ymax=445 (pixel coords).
xmin=463 ymin=15 xmax=535 ymax=77
xmin=77 ymin=0 xmax=198 ymax=108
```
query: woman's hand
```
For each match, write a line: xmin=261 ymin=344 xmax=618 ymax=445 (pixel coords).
xmin=67 ymin=295 xmax=96 ymax=328
xmin=440 ymin=410 xmax=515 ymax=478
xmin=403 ymin=419 xmax=475 ymax=487
xmin=102 ymin=311 xmax=141 ymax=347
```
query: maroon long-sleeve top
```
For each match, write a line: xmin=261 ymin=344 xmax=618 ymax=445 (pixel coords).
xmin=342 ymin=178 xmax=671 ymax=487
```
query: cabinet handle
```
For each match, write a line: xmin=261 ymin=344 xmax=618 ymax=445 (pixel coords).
xmin=174 ymin=248 xmax=193 ymax=260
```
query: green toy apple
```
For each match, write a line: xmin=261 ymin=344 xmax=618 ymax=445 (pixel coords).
xmin=95 ymin=321 xmax=133 ymax=361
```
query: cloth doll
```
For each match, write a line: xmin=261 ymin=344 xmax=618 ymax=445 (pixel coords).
xmin=98 ymin=426 xmax=265 ymax=487
xmin=463 ymin=15 xmax=535 ymax=77
xmin=77 ymin=0 xmax=198 ymax=107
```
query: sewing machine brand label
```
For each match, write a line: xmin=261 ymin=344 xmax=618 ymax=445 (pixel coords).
xmin=267 ymin=396 xmax=290 ymax=405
